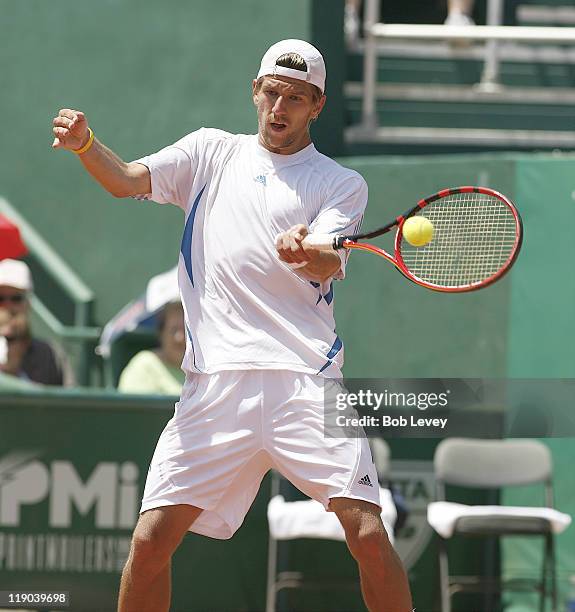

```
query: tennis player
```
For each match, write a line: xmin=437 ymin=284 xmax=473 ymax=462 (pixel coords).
xmin=52 ymin=39 xmax=413 ymax=612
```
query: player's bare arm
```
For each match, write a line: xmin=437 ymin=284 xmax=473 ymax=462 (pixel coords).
xmin=52 ymin=108 xmax=150 ymax=198
xmin=276 ymin=224 xmax=341 ymax=283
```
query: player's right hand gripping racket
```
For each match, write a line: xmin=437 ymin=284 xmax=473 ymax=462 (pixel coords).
xmin=303 ymin=186 xmax=523 ymax=292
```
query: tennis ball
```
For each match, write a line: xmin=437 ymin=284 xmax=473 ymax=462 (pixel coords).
xmin=402 ymin=216 xmax=434 ymax=247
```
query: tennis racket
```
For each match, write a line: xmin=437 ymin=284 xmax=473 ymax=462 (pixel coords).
xmin=303 ymin=186 xmax=523 ymax=292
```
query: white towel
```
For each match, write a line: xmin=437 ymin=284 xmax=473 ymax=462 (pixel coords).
xmin=427 ymin=501 xmax=572 ymax=538
xmin=268 ymin=487 xmax=397 ymax=545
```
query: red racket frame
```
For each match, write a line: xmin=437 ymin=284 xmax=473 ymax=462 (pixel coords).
xmin=341 ymin=186 xmax=523 ymax=293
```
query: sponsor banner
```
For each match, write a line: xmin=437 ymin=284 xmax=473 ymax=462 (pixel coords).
xmin=0 ymin=451 xmax=139 ymax=574
xmin=0 ymin=533 xmax=130 ymax=573
xmin=388 ymin=460 xmax=435 ymax=570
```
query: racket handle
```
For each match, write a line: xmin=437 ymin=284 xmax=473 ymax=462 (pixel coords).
xmin=301 ymin=233 xmax=339 ymax=250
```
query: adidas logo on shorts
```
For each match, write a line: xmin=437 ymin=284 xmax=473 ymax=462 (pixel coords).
xmin=357 ymin=474 xmax=373 ymax=487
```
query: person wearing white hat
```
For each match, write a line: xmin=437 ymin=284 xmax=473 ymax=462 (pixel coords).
xmin=52 ymin=38 xmax=412 ymax=612
xmin=0 ymin=259 xmax=72 ymax=386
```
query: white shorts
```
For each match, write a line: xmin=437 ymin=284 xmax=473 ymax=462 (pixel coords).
xmin=141 ymin=370 xmax=380 ymax=539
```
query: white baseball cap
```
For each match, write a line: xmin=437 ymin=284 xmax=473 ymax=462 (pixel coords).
xmin=0 ymin=259 xmax=33 ymax=292
xmin=257 ymin=39 xmax=326 ymax=94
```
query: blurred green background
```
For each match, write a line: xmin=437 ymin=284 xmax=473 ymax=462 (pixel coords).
xmin=1 ymin=0 xmax=574 ymax=610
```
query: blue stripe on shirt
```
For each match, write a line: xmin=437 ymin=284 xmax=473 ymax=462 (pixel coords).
xmin=318 ymin=335 xmax=343 ymax=374
xmin=180 ymin=184 xmax=206 ymax=287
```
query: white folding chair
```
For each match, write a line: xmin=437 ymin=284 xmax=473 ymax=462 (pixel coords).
xmin=265 ymin=438 xmax=397 ymax=612
xmin=427 ymin=438 xmax=571 ymax=612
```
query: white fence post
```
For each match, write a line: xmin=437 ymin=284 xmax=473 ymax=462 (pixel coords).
xmin=479 ymin=0 xmax=506 ymax=90
xmin=362 ymin=0 xmax=380 ymax=129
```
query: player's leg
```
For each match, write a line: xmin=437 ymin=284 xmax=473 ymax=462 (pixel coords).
xmin=267 ymin=373 xmax=413 ymax=611
xmin=118 ymin=504 xmax=202 ymax=612
xmin=120 ymin=371 xmax=272 ymax=611
xmin=330 ymin=497 xmax=412 ymax=612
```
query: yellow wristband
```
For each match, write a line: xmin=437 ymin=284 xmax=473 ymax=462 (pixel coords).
xmin=72 ymin=128 xmax=95 ymax=155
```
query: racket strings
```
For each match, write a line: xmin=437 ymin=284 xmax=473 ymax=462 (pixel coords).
xmin=399 ymin=193 xmax=518 ymax=287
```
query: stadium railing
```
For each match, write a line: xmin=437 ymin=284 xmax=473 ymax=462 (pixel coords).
xmin=350 ymin=0 xmax=575 ymax=149
xmin=0 ymin=197 xmax=100 ymax=385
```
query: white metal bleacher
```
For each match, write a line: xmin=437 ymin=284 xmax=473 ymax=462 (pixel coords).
xmin=347 ymin=0 xmax=575 ymax=149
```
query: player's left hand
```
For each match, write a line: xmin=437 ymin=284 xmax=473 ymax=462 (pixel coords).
xmin=275 ymin=224 xmax=318 ymax=265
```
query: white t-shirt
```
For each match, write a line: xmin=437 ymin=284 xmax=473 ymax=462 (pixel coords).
xmin=135 ymin=128 xmax=367 ymax=377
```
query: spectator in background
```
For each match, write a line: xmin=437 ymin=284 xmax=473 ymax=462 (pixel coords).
xmin=0 ymin=307 xmax=35 ymax=389
xmin=345 ymin=0 xmax=478 ymax=46
xmin=0 ymin=259 xmax=73 ymax=386
xmin=344 ymin=0 xmax=484 ymax=36
xmin=345 ymin=0 xmax=362 ymax=45
xmin=118 ymin=300 xmax=185 ymax=395
xmin=445 ymin=0 xmax=476 ymax=25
